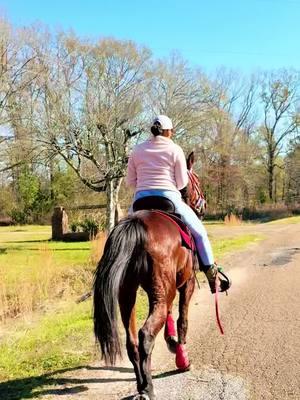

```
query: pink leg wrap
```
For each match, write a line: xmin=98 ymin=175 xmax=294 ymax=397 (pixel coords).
xmin=176 ymin=343 xmax=190 ymax=370
xmin=164 ymin=313 xmax=176 ymax=339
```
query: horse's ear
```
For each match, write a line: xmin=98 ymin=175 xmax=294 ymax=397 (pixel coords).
xmin=187 ymin=151 xmax=195 ymax=170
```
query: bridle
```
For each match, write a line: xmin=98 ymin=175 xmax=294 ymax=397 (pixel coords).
xmin=187 ymin=169 xmax=207 ymax=219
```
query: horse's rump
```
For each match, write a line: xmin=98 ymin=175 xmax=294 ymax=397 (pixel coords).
xmin=93 ymin=210 xmax=196 ymax=398
xmin=93 ymin=213 xmax=148 ymax=364
xmin=93 ymin=211 xmax=192 ymax=360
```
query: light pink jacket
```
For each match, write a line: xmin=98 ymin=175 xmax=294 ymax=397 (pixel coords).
xmin=126 ymin=135 xmax=188 ymax=193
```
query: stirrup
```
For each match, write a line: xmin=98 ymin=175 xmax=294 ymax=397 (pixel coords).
xmin=217 ymin=269 xmax=231 ymax=293
xmin=208 ymin=266 xmax=231 ymax=294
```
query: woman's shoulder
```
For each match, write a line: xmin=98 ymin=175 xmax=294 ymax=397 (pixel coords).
xmin=172 ymin=142 xmax=185 ymax=155
xmin=131 ymin=139 xmax=151 ymax=154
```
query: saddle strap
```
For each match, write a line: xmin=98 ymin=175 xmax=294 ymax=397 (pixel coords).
xmin=151 ymin=210 xmax=195 ymax=251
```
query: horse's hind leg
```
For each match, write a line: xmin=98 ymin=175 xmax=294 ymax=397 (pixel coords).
xmin=119 ymin=288 xmax=143 ymax=392
xmin=176 ymin=276 xmax=195 ymax=371
xmin=164 ymin=308 xmax=177 ymax=354
xmin=138 ymin=301 xmax=167 ymax=400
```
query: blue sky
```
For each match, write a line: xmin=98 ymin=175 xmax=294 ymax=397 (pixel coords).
xmin=1 ymin=0 xmax=299 ymax=71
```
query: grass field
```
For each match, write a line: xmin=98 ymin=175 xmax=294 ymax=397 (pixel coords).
xmin=266 ymin=215 xmax=300 ymax=224
xmin=0 ymin=226 xmax=105 ymax=321
xmin=0 ymin=222 xmax=265 ymax=390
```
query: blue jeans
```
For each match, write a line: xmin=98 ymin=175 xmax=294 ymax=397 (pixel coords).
xmin=132 ymin=189 xmax=214 ymax=266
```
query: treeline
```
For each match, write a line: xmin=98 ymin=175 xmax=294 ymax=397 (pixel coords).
xmin=0 ymin=19 xmax=299 ymax=228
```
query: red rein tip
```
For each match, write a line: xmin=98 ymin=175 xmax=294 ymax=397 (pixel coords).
xmin=215 ymin=277 xmax=225 ymax=335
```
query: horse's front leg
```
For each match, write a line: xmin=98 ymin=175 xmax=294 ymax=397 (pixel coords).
xmin=176 ymin=276 xmax=195 ymax=371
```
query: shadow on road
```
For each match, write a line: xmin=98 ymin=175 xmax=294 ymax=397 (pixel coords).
xmin=0 ymin=365 xmax=136 ymax=400
xmin=119 ymin=369 xmax=185 ymax=400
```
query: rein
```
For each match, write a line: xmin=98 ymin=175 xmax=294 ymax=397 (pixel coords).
xmin=187 ymin=170 xmax=206 ymax=209
xmin=215 ymin=277 xmax=225 ymax=335
xmin=194 ymin=269 xmax=225 ymax=335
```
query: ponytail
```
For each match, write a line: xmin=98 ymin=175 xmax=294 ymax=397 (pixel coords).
xmin=151 ymin=122 xmax=163 ymax=137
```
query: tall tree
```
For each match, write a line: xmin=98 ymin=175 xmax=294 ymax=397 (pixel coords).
xmin=285 ymin=138 xmax=300 ymax=204
xmin=148 ymin=53 xmax=212 ymax=139
xmin=194 ymin=70 xmax=258 ymax=211
xmin=32 ymin=34 xmax=151 ymax=231
xmin=0 ymin=19 xmax=40 ymax=176
xmin=260 ymin=70 xmax=300 ymax=201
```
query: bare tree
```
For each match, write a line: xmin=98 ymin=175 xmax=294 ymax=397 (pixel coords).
xmin=31 ymin=34 xmax=151 ymax=231
xmin=0 ymin=19 xmax=42 ymax=185
xmin=193 ymin=70 xmax=259 ymax=211
xmin=260 ymin=70 xmax=300 ymax=201
xmin=0 ymin=19 xmax=39 ymax=125
xmin=210 ymin=68 xmax=258 ymax=136
xmin=147 ymin=53 xmax=213 ymax=139
xmin=285 ymin=138 xmax=300 ymax=204
xmin=4 ymin=18 xmax=300 ymax=224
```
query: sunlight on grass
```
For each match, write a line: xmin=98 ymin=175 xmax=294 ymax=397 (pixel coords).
xmin=211 ymin=233 xmax=265 ymax=260
xmin=0 ymin=301 xmax=95 ymax=382
xmin=0 ymin=226 xmax=107 ymax=386
xmin=203 ymin=220 xmax=224 ymax=225
xmin=266 ymin=215 xmax=300 ymax=225
xmin=0 ymin=225 xmax=51 ymax=242
xmin=0 ymin=226 xmax=100 ymax=321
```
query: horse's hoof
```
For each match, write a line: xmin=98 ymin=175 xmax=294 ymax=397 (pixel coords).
xmin=166 ymin=336 xmax=178 ymax=354
xmin=132 ymin=394 xmax=152 ymax=400
xmin=178 ymin=363 xmax=191 ymax=372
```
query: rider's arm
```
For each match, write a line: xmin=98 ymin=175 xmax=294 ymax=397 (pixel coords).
xmin=174 ymin=147 xmax=188 ymax=190
xmin=126 ymin=154 xmax=137 ymax=188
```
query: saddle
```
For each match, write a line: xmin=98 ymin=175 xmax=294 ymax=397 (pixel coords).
xmin=132 ymin=196 xmax=195 ymax=251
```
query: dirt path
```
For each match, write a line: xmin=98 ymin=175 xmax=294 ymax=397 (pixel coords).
xmin=45 ymin=221 xmax=300 ymax=400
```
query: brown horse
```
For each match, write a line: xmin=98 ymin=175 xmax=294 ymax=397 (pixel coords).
xmin=93 ymin=153 xmax=203 ymax=400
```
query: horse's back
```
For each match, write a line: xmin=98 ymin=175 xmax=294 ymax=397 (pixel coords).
xmin=134 ymin=210 xmax=194 ymax=292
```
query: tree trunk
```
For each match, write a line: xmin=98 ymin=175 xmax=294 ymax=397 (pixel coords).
xmin=274 ymin=174 xmax=277 ymax=203
xmin=282 ymin=177 xmax=285 ymax=202
xmin=49 ymin=158 xmax=54 ymax=201
xmin=114 ymin=178 xmax=124 ymax=224
xmin=268 ymin=151 xmax=274 ymax=201
xmin=105 ymin=177 xmax=122 ymax=233
xmin=268 ymin=168 xmax=273 ymax=201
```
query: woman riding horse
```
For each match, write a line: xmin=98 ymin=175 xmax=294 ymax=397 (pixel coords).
xmin=127 ymin=114 xmax=231 ymax=293
xmin=93 ymin=115 xmax=231 ymax=400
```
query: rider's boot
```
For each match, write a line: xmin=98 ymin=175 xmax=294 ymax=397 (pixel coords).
xmin=203 ymin=263 xmax=232 ymax=294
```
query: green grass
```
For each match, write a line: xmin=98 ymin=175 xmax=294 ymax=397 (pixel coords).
xmin=0 ymin=224 xmax=265 ymax=393
xmin=211 ymin=233 xmax=264 ymax=260
xmin=0 ymin=302 xmax=94 ymax=382
xmin=0 ymin=225 xmax=101 ymax=389
xmin=0 ymin=301 xmax=95 ymax=400
xmin=0 ymin=240 xmax=91 ymax=287
xmin=0 ymin=225 xmax=91 ymax=270
xmin=0 ymin=225 xmax=97 ymax=322
xmin=266 ymin=215 xmax=300 ymax=225
xmin=203 ymin=220 xmax=224 ymax=225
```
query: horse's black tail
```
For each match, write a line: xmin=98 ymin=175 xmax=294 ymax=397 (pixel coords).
xmin=93 ymin=215 xmax=148 ymax=365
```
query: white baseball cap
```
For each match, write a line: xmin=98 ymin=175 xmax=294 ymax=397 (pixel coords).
xmin=153 ymin=115 xmax=173 ymax=130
